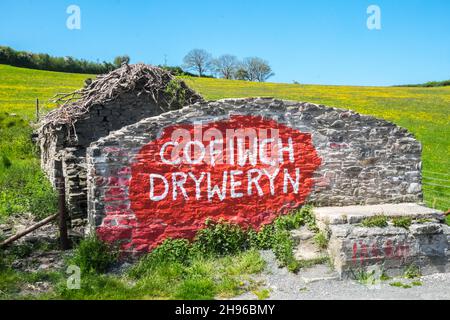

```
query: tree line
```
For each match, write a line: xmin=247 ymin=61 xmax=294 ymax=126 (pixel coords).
xmin=0 ymin=46 xmax=122 ymax=74
xmin=183 ymin=49 xmax=274 ymax=82
xmin=0 ymin=46 xmax=274 ymax=82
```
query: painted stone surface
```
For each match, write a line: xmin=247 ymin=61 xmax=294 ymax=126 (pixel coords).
xmin=128 ymin=115 xmax=321 ymax=244
xmin=87 ymin=98 xmax=422 ymax=253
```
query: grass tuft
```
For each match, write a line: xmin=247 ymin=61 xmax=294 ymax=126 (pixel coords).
xmin=389 ymin=281 xmax=412 ymax=289
xmin=313 ymin=232 xmax=328 ymax=249
xmin=69 ymin=236 xmax=118 ymax=274
xmin=361 ymin=215 xmax=388 ymax=228
xmin=403 ymin=265 xmax=421 ymax=279
xmin=252 ymin=288 xmax=270 ymax=300
xmin=392 ymin=216 xmax=412 ymax=229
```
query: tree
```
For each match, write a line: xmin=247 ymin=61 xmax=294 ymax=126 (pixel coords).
xmin=114 ymin=55 xmax=130 ymax=67
xmin=183 ymin=49 xmax=212 ymax=77
xmin=234 ymin=67 xmax=250 ymax=81
xmin=241 ymin=57 xmax=274 ymax=82
xmin=213 ymin=54 xmax=239 ymax=79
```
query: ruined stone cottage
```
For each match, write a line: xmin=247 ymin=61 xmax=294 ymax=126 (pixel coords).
xmin=36 ymin=65 xmax=450 ymax=277
xmin=37 ymin=64 xmax=424 ymax=227
xmin=37 ymin=64 xmax=203 ymax=221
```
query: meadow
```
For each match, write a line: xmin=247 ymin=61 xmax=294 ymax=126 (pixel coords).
xmin=185 ymin=78 xmax=450 ymax=211
xmin=0 ymin=64 xmax=449 ymax=221
xmin=0 ymin=65 xmax=90 ymax=218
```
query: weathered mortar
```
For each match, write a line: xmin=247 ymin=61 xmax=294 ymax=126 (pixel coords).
xmin=86 ymin=97 xmax=423 ymax=253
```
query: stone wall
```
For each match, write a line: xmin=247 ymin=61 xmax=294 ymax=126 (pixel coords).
xmin=328 ymin=222 xmax=450 ymax=278
xmin=38 ymin=91 xmax=202 ymax=219
xmin=86 ymin=98 xmax=423 ymax=253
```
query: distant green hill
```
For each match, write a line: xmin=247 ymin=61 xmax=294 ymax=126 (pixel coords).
xmin=396 ymin=80 xmax=450 ymax=87
xmin=0 ymin=45 xmax=197 ymax=77
xmin=0 ymin=45 xmax=116 ymax=74
xmin=0 ymin=64 xmax=449 ymax=219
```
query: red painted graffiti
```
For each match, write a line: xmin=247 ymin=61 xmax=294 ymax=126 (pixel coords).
xmin=96 ymin=115 xmax=322 ymax=252
xmin=352 ymin=239 xmax=411 ymax=265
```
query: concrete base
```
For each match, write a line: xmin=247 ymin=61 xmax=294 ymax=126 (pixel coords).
xmin=312 ymin=203 xmax=450 ymax=279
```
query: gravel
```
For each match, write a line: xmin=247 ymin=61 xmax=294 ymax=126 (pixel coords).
xmin=232 ymin=250 xmax=450 ymax=300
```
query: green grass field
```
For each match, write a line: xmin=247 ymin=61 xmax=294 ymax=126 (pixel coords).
xmin=0 ymin=64 xmax=449 ymax=218
xmin=184 ymin=77 xmax=450 ymax=210
xmin=0 ymin=65 xmax=91 ymax=218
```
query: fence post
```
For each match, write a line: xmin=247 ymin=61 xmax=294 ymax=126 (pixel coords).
xmin=56 ymin=161 xmax=70 ymax=250
xmin=36 ymin=98 xmax=39 ymax=122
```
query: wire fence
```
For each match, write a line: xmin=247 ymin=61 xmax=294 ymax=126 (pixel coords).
xmin=422 ymin=182 xmax=450 ymax=189
xmin=422 ymin=171 xmax=450 ymax=192
xmin=421 ymin=172 xmax=450 ymax=209
xmin=425 ymin=196 xmax=450 ymax=204
xmin=422 ymin=170 xmax=450 ymax=177
xmin=422 ymin=176 xmax=450 ymax=183
xmin=423 ymin=189 xmax=450 ymax=195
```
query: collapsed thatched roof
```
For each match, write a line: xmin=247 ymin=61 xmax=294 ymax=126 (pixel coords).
xmin=40 ymin=63 xmax=203 ymax=129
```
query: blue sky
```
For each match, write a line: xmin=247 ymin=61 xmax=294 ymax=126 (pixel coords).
xmin=0 ymin=0 xmax=449 ymax=86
